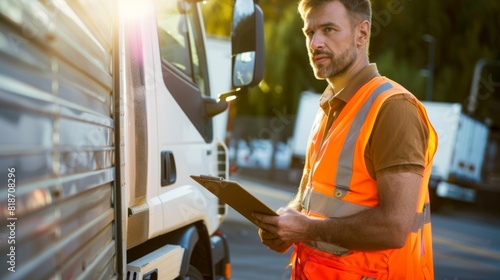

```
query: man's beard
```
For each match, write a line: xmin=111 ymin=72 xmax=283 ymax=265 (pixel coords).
xmin=310 ymin=43 xmax=357 ymax=80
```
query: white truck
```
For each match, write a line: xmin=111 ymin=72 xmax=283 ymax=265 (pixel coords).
xmin=0 ymin=0 xmax=264 ymax=279
xmin=422 ymin=102 xmax=489 ymax=204
xmin=206 ymin=36 xmax=232 ymax=143
xmin=424 ymin=59 xmax=500 ymax=207
xmin=290 ymin=91 xmax=319 ymax=171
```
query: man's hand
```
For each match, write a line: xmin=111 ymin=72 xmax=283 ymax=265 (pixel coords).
xmin=257 ymin=227 xmax=292 ymax=253
xmin=253 ymin=207 xmax=312 ymax=253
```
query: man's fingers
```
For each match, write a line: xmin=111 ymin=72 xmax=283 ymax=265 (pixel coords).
xmin=263 ymin=239 xmax=292 ymax=254
xmin=259 ymin=228 xmax=280 ymax=240
xmin=254 ymin=218 xmax=278 ymax=234
xmin=252 ymin=212 xmax=277 ymax=224
xmin=258 ymin=227 xmax=293 ymax=253
xmin=262 ymin=236 xmax=285 ymax=247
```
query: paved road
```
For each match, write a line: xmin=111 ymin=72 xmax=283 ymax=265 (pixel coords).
xmin=432 ymin=208 xmax=500 ymax=279
xmin=220 ymin=175 xmax=500 ymax=280
xmin=220 ymin=221 xmax=292 ymax=280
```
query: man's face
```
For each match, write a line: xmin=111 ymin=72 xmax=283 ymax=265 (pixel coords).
xmin=302 ymin=1 xmax=358 ymax=80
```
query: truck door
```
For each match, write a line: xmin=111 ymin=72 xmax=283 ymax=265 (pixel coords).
xmin=122 ymin=0 xmax=224 ymax=250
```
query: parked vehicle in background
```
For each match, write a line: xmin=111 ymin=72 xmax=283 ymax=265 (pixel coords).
xmin=0 ymin=0 xmax=263 ymax=279
xmin=425 ymin=59 xmax=500 ymax=208
xmin=290 ymin=91 xmax=319 ymax=170
xmin=422 ymin=102 xmax=489 ymax=204
xmin=465 ymin=59 xmax=500 ymax=193
xmin=206 ymin=36 xmax=232 ymax=144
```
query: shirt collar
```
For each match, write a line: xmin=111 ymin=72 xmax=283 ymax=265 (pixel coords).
xmin=319 ymin=63 xmax=380 ymax=109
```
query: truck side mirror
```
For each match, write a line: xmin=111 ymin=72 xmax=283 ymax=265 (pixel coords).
xmin=221 ymin=0 xmax=264 ymax=101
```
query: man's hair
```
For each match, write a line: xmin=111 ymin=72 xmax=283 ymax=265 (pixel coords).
xmin=298 ymin=0 xmax=372 ymax=25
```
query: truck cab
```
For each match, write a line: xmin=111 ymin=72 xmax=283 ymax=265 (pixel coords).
xmin=0 ymin=0 xmax=264 ymax=279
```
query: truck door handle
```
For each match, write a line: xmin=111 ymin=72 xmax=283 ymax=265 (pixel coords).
xmin=161 ymin=151 xmax=176 ymax=186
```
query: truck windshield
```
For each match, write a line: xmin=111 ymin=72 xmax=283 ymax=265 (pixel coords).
xmin=156 ymin=1 xmax=209 ymax=96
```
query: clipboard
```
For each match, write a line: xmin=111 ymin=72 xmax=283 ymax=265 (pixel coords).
xmin=190 ymin=175 xmax=277 ymax=226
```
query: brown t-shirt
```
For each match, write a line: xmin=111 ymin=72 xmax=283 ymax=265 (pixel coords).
xmin=318 ymin=64 xmax=428 ymax=179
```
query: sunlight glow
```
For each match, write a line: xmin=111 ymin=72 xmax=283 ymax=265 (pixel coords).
xmin=121 ymin=0 xmax=149 ymax=23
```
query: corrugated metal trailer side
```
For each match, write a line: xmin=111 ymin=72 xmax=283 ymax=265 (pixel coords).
xmin=0 ymin=1 xmax=116 ymax=279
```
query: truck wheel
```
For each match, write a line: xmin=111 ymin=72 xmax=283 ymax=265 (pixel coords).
xmin=185 ymin=265 xmax=204 ymax=280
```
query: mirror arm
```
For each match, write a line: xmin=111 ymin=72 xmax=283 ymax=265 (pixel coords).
xmin=204 ymin=97 xmax=228 ymax=118
xmin=218 ymin=87 xmax=248 ymax=102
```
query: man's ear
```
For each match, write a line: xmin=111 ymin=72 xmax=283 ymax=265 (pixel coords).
xmin=356 ymin=20 xmax=370 ymax=48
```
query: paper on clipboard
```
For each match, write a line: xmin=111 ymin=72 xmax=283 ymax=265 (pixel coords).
xmin=190 ymin=175 xmax=277 ymax=226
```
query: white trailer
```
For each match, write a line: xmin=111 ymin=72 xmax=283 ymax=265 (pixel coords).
xmin=206 ymin=36 xmax=232 ymax=144
xmin=290 ymin=91 xmax=320 ymax=169
xmin=0 ymin=0 xmax=264 ymax=279
xmin=422 ymin=102 xmax=489 ymax=203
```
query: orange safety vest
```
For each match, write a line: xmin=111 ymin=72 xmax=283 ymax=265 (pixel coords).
xmin=292 ymin=77 xmax=438 ymax=280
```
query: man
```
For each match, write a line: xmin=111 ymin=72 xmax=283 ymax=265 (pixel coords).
xmin=252 ymin=0 xmax=438 ymax=279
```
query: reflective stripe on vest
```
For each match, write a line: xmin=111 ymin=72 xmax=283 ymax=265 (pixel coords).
xmin=303 ymin=185 xmax=431 ymax=233
xmin=302 ymin=186 xmax=371 ymax=218
xmin=335 ymin=82 xmax=393 ymax=193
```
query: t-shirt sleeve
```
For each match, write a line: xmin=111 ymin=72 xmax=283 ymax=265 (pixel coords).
xmin=366 ymin=94 xmax=429 ymax=178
